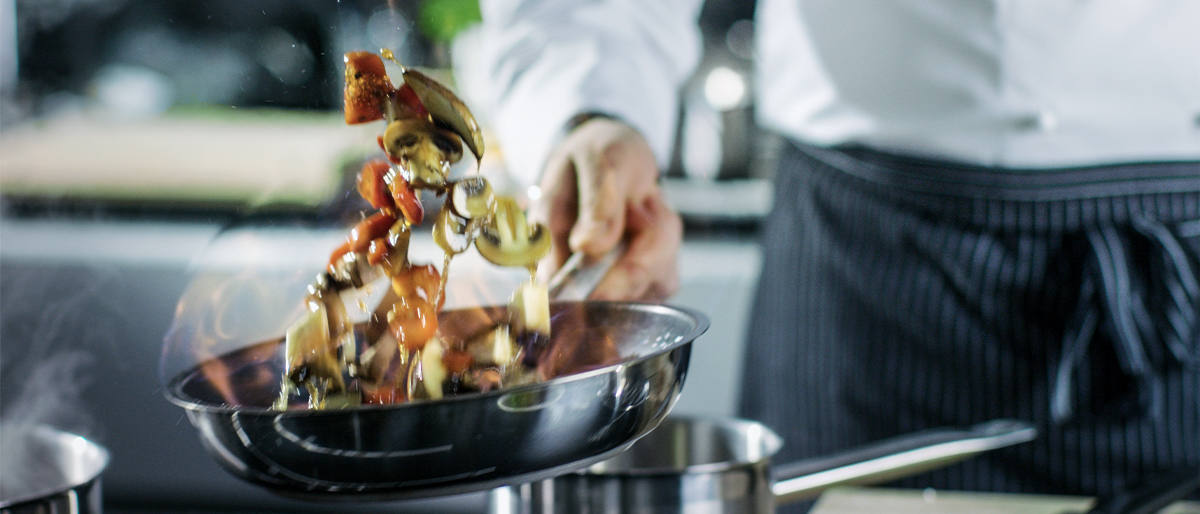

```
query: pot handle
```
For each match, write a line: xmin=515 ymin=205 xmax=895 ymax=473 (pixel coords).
xmin=1085 ymin=465 xmax=1200 ymax=514
xmin=772 ymin=419 xmax=1037 ymax=505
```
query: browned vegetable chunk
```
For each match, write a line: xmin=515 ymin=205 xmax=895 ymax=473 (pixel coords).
xmin=344 ymin=51 xmax=394 ymax=124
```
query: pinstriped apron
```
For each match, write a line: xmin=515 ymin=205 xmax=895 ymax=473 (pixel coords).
xmin=740 ymin=141 xmax=1200 ymax=501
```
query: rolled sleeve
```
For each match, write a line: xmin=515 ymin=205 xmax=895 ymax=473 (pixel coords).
xmin=480 ymin=0 xmax=703 ymax=186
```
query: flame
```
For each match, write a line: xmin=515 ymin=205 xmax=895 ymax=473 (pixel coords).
xmin=163 ymin=264 xmax=310 ymax=407
xmin=163 ymin=222 xmax=613 ymax=409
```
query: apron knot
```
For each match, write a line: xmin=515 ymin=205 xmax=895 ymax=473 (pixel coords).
xmin=1051 ymin=217 xmax=1200 ymax=423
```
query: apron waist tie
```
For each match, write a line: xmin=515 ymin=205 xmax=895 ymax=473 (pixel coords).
xmin=1052 ymin=217 xmax=1200 ymax=423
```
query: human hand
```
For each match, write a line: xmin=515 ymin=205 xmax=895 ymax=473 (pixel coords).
xmin=532 ymin=118 xmax=682 ymax=301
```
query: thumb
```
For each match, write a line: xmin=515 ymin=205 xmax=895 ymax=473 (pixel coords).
xmin=568 ymin=154 xmax=625 ymax=255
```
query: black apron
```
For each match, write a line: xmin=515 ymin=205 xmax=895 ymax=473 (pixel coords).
xmin=740 ymin=141 xmax=1200 ymax=499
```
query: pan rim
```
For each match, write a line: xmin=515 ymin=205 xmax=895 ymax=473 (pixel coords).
xmin=163 ymin=300 xmax=709 ymax=416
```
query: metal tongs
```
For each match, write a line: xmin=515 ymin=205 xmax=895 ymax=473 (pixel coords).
xmin=545 ymin=245 xmax=623 ymax=301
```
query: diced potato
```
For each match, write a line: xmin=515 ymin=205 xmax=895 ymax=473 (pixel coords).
xmin=468 ymin=325 xmax=518 ymax=367
xmin=509 ymin=281 xmax=550 ymax=336
xmin=414 ymin=338 xmax=447 ymax=400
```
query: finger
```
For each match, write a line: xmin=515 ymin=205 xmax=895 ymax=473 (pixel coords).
xmin=634 ymin=193 xmax=683 ymax=300
xmin=568 ymin=149 xmax=626 ymax=257
xmin=588 ymin=198 xmax=661 ymax=301
xmin=531 ymin=154 xmax=577 ymax=281
xmin=633 ymin=194 xmax=682 ymax=301
xmin=589 ymin=193 xmax=682 ymax=301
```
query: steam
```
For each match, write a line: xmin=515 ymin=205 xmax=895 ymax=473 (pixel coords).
xmin=0 ymin=352 xmax=94 ymax=500
xmin=0 ymin=267 xmax=119 ymax=501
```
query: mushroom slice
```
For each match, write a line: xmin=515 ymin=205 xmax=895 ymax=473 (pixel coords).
xmin=382 ymin=118 xmax=461 ymax=188
xmin=329 ymin=250 xmax=384 ymax=289
xmin=384 ymin=220 xmax=412 ymax=274
xmin=450 ymin=176 xmax=495 ymax=219
xmin=284 ymin=300 xmax=345 ymax=393
xmin=433 ymin=207 xmax=473 ymax=256
xmin=400 ymin=68 xmax=485 ymax=163
xmin=475 ymin=197 xmax=551 ymax=268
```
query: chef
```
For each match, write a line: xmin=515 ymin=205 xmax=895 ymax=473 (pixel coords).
xmin=475 ymin=0 xmax=1200 ymax=502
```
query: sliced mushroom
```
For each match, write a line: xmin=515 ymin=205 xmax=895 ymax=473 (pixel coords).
xmin=360 ymin=331 xmax=401 ymax=382
xmin=382 ymin=118 xmax=462 ymax=188
xmin=385 ymin=219 xmax=412 ymax=274
xmin=475 ymin=197 xmax=551 ymax=268
xmin=329 ymin=250 xmax=384 ymax=289
xmin=283 ymin=299 xmax=345 ymax=394
xmin=433 ymin=207 xmax=473 ymax=256
xmin=450 ymin=176 xmax=495 ymax=219
xmin=400 ymin=67 xmax=485 ymax=163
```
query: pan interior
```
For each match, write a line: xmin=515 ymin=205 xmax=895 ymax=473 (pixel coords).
xmin=584 ymin=416 xmax=783 ymax=475
xmin=169 ymin=302 xmax=707 ymax=410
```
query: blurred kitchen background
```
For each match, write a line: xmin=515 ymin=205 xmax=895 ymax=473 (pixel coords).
xmin=0 ymin=1 xmax=767 ymax=512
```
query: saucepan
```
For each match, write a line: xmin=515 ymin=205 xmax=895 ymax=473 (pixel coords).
xmin=165 ymin=301 xmax=708 ymax=500
xmin=489 ymin=415 xmax=1037 ymax=513
xmin=0 ymin=426 xmax=109 ymax=514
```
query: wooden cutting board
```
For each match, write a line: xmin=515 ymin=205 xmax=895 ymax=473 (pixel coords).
xmin=0 ymin=110 xmax=376 ymax=208
xmin=812 ymin=487 xmax=1200 ymax=514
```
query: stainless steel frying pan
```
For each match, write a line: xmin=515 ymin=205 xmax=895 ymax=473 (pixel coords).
xmin=164 ymin=301 xmax=708 ymax=500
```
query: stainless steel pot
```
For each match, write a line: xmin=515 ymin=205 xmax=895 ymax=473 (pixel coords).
xmin=489 ymin=415 xmax=1037 ymax=513
xmin=0 ymin=426 xmax=109 ymax=514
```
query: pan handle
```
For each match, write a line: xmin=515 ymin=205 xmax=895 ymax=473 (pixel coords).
xmin=772 ymin=419 xmax=1037 ymax=505
xmin=545 ymin=244 xmax=623 ymax=301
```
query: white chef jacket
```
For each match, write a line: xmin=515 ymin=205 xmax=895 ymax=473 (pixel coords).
xmin=478 ymin=0 xmax=1200 ymax=185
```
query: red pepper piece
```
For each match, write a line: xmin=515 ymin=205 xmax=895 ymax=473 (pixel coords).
xmin=390 ymin=264 xmax=442 ymax=307
xmin=442 ymin=349 xmax=473 ymax=374
xmin=393 ymin=84 xmax=429 ymax=119
xmin=327 ymin=241 xmax=352 ymax=270
xmin=389 ymin=174 xmax=424 ymax=225
xmin=357 ymin=160 xmax=395 ymax=210
xmin=344 ymin=52 xmax=394 ymax=125
xmin=361 ymin=383 xmax=406 ymax=405
xmin=348 ymin=212 xmax=398 ymax=254
xmin=388 ymin=298 xmax=438 ymax=350
xmin=367 ymin=237 xmax=389 ymax=266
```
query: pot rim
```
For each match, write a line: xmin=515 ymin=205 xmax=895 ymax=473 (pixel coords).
xmin=0 ymin=425 xmax=109 ymax=508
xmin=576 ymin=415 xmax=783 ymax=476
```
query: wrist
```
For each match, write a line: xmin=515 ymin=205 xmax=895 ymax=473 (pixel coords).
xmin=564 ymin=111 xmax=623 ymax=133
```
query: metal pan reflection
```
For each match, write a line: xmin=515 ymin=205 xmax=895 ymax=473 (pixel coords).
xmin=165 ymin=301 xmax=707 ymax=500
